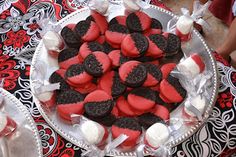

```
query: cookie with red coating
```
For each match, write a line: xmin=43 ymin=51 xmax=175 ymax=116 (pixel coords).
xmin=109 ymin=16 xmax=127 ymax=26
xmin=111 ymin=117 xmax=142 ymax=148
xmin=160 ymin=75 xmax=187 ymax=103
xmin=116 ymin=96 xmax=136 ymax=117
xmin=83 ymin=51 xmax=111 ymax=77
xmin=79 ymin=41 xmax=104 ymax=59
xmin=65 ymin=64 xmax=93 ymax=85
xmin=84 ymin=90 xmax=113 ymax=118
xmin=99 ymin=71 xmax=126 ymax=97
xmin=127 ymin=87 xmax=156 ymax=111
xmin=57 ymin=102 xmax=84 ymax=121
xmin=86 ymin=12 xmax=108 ymax=34
xmin=146 ymin=34 xmax=167 ymax=58
xmin=121 ymin=33 xmax=149 ymax=58
xmin=108 ymin=50 xmax=129 ymax=68
xmin=143 ymin=63 xmax=162 ymax=87
xmin=161 ymin=63 xmax=176 ymax=79
xmin=58 ymin=48 xmax=81 ymax=69
xmin=60 ymin=26 xmax=82 ymax=48
xmin=119 ymin=61 xmax=147 ymax=87
xmin=151 ymin=104 xmax=170 ymax=121
xmin=105 ymin=24 xmax=129 ymax=48
xmin=74 ymin=20 xmax=100 ymax=42
xmin=73 ymin=81 xmax=97 ymax=94
xmin=126 ymin=11 xmax=151 ymax=32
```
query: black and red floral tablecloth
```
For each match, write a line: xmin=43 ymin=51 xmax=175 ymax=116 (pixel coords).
xmin=0 ymin=0 xmax=236 ymax=156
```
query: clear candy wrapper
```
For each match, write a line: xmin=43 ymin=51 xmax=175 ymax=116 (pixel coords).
xmin=71 ymin=114 xmax=128 ymax=157
xmin=88 ymin=0 xmax=110 ymax=15
xmin=0 ymin=89 xmax=42 ymax=157
xmin=170 ymin=53 xmax=212 ymax=120
xmin=0 ymin=112 xmax=17 ymax=138
xmin=31 ymin=61 xmax=59 ymax=109
xmin=36 ymin=9 xmax=63 ymax=57
xmin=167 ymin=1 xmax=211 ymax=41
xmin=123 ymin=0 xmax=151 ymax=13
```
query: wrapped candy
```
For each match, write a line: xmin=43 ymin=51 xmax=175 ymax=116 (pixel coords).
xmin=0 ymin=112 xmax=17 ymax=137
xmin=31 ymin=61 xmax=60 ymax=108
xmin=175 ymin=14 xmax=194 ymax=41
xmin=123 ymin=0 xmax=150 ymax=13
xmin=37 ymin=9 xmax=64 ymax=58
xmin=42 ymin=31 xmax=64 ymax=58
xmin=183 ymin=95 xmax=206 ymax=120
xmin=144 ymin=123 xmax=170 ymax=149
xmin=35 ymin=81 xmax=59 ymax=108
xmin=71 ymin=115 xmax=128 ymax=157
xmin=167 ymin=1 xmax=211 ymax=41
xmin=177 ymin=53 xmax=205 ymax=79
xmin=80 ymin=120 xmax=108 ymax=145
xmin=88 ymin=0 xmax=109 ymax=15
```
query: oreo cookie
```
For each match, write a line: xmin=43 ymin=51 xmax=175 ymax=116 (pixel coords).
xmin=144 ymin=18 xmax=163 ymax=36
xmin=143 ymin=63 xmax=162 ymax=87
xmin=160 ymin=75 xmax=187 ymax=103
xmin=109 ymin=16 xmax=127 ymax=26
xmin=105 ymin=24 xmax=129 ymax=48
xmin=65 ymin=64 xmax=93 ymax=85
xmin=121 ymin=33 xmax=149 ymax=58
xmin=150 ymin=18 xmax=163 ymax=30
xmin=79 ymin=41 xmax=104 ymax=59
xmin=163 ymin=33 xmax=181 ymax=56
xmin=127 ymin=87 xmax=156 ymax=111
xmin=60 ymin=26 xmax=82 ymax=48
xmin=108 ymin=50 xmax=129 ymax=68
xmin=74 ymin=20 xmax=100 ymax=41
xmin=146 ymin=34 xmax=167 ymax=58
xmin=83 ymin=51 xmax=111 ymax=77
xmin=49 ymin=69 xmax=70 ymax=90
xmin=138 ymin=113 xmax=164 ymax=129
xmin=111 ymin=117 xmax=141 ymax=147
xmin=84 ymin=113 xmax=116 ymax=127
xmin=86 ymin=12 xmax=108 ymax=34
xmin=126 ymin=11 xmax=151 ymax=32
xmin=58 ymin=48 xmax=81 ymax=69
xmin=99 ymin=71 xmax=126 ymax=97
xmin=102 ymin=42 xmax=114 ymax=54
xmin=119 ymin=61 xmax=147 ymax=87
xmin=56 ymin=89 xmax=84 ymax=105
xmin=84 ymin=90 xmax=113 ymax=118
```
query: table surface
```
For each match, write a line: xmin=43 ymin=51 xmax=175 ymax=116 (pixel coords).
xmin=0 ymin=0 xmax=236 ymax=156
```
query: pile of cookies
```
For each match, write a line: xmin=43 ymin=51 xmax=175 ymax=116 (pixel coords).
xmin=42 ymin=10 xmax=189 ymax=148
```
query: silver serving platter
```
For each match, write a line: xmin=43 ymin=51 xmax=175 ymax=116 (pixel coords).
xmin=0 ymin=88 xmax=42 ymax=157
xmin=30 ymin=3 xmax=218 ymax=156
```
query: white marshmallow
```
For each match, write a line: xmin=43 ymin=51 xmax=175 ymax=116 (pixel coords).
xmin=184 ymin=95 xmax=206 ymax=117
xmin=37 ymin=91 xmax=53 ymax=102
xmin=88 ymin=0 xmax=109 ymax=15
xmin=145 ymin=123 xmax=170 ymax=148
xmin=43 ymin=31 xmax=63 ymax=52
xmin=176 ymin=15 xmax=194 ymax=35
xmin=0 ymin=113 xmax=7 ymax=133
xmin=177 ymin=56 xmax=200 ymax=78
xmin=80 ymin=120 xmax=105 ymax=145
xmin=123 ymin=0 xmax=141 ymax=12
